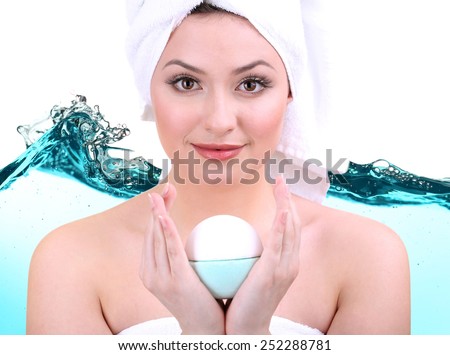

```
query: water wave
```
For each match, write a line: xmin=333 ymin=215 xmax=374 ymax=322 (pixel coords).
xmin=1 ymin=95 xmax=449 ymax=209
xmin=0 ymin=95 xmax=160 ymax=198
xmin=328 ymin=161 xmax=450 ymax=210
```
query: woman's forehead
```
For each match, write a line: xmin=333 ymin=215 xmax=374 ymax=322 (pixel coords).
xmin=161 ymin=13 xmax=285 ymax=72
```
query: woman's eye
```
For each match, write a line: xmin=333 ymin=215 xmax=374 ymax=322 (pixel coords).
xmin=237 ymin=79 xmax=266 ymax=93
xmin=173 ymin=77 xmax=200 ymax=91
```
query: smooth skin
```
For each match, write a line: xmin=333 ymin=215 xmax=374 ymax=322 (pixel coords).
xmin=26 ymin=13 xmax=410 ymax=335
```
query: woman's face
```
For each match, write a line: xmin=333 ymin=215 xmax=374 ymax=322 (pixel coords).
xmin=151 ymin=13 xmax=292 ymax=184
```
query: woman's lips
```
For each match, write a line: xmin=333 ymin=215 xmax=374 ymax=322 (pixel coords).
xmin=192 ymin=143 xmax=244 ymax=161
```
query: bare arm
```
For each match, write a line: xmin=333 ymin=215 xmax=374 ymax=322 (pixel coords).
xmin=26 ymin=228 xmax=112 ymax=334
xmin=327 ymin=223 xmax=410 ymax=334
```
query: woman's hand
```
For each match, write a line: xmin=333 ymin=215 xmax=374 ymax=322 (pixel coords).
xmin=139 ymin=184 xmax=225 ymax=334
xmin=225 ymin=176 xmax=302 ymax=334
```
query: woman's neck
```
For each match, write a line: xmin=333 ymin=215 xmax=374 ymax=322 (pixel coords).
xmin=166 ymin=169 xmax=277 ymax=241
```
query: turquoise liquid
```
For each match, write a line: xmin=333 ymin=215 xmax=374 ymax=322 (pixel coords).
xmin=0 ymin=95 xmax=160 ymax=197
xmin=1 ymin=96 xmax=449 ymax=334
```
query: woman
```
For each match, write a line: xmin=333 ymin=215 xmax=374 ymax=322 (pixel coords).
xmin=26 ymin=1 xmax=410 ymax=334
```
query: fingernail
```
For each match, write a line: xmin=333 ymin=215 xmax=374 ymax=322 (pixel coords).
xmin=148 ymin=193 xmax=154 ymax=209
xmin=158 ymin=215 xmax=167 ymax=231
xmin=277 ymin=175 xmax=289 ymax=196
xmin=276 ymin=174 xmax=283 ymax=186
xmin=161 ymin=183 xmax=169 ymax=198
xmin=277 ymin=174 xmax=288 ymax=189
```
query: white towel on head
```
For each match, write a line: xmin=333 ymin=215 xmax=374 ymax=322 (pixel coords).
xmin=125 ymin=0 xmax=331 ymax=203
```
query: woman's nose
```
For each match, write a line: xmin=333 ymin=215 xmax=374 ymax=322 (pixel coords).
xmin=202 ymin=91 xmax=237 ymax=135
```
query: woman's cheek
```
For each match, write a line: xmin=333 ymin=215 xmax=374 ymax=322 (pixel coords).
xmin=155 ymin=115 xmax=185 ymax=158
xmin=154 ymin=98 xmax=199 ymax=158
xmin=246 ymin=100 xmax=286 ymax=145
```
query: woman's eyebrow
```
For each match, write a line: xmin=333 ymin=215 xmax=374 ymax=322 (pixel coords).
xmin=163 ymin=59 xmax=206 ymax=74
xmin=232 ymin=60 xmax=275 ymax=75
xmin=163 ymin=59 xmax=275 ymax=75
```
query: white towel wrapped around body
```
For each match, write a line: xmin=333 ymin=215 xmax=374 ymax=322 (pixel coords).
xmin=126 ymin=0 xmax=331 ymax=202
xmin=117 ymin=316 xmax=323 ymax=335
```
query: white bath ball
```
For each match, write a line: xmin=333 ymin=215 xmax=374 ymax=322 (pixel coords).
xmin=185 ymin=215 xmax=263 ymax=299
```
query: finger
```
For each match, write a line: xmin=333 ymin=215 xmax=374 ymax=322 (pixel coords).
xmin=269 ymin=209 xmax=288 ymax=260
xmin=288 ymin=197 xmax=302 ymax=253
xmin=267 ymin=176 xmax=289 ymax=258
xmin=140 ymin=194 xmax=156 ymax=281
xmin=150 ymin=193 xmax=171 ymax=275
xmin=274 ymin=175 xmax=301 ymax=253
xmin=161 ymin=182 xmax=177 ymax=211
xmin=158 ymin=213 xmax=190 ymax=276
xmin=279 ymin=194 xmax=302 ymax=272
xmin=280 ymin=209 xmax=296 ymax=259
xmin=278 ymin=210 xmax=300 ymax=281
xmin=273 ymin=175 xmax=290 ymax=212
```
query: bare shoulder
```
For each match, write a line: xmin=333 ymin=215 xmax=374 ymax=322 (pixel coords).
xmin=30 ymin=205 xmax=120 ymax=272
xmin=26 ymin=197 xmax=143 ymax=334
xmin=296 ymin=198 xmax=411 ymax=334
xmin=27 ymin=212 xmax=108 ymax=333
xmin=298 ymin=198 xmax=408 ymax=265
xmin=30 ymin=192 xmax=148 ymax=269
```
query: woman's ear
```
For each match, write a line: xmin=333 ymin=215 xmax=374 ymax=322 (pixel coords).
xmin=287 ymin=89 xmax=293 ymax=103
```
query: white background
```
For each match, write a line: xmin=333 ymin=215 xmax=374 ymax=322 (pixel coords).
xmin=0 ymin=0 xmax=449 ymax=179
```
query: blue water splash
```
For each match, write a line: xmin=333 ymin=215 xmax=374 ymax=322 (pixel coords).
xmin=0 ymin=96 xmax=449 ymax=335
xmin=0 ymin=95 xmax=160 ymax=198
xmin=1 ymin=95 xmax=449 ymax=209
xmin=328 ymin=161 xmax=450 ymax=210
